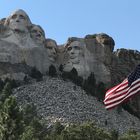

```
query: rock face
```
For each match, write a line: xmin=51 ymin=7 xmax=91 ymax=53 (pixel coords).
xmin=0 ymin=9 xmax=58 ymax=78
xmin=0 ymin=9 xmax=140 ymax=124
xmin=13 ymin=77 xmax=140 ymax=134
xmin=0 ymin=62 xmax=31 ymax=81
xmin=60 ymin=34 xmax=114 ymax=84
xmin=110 ymin=49 xmax=140 ymax=118
xmin=1 ymin=9 xmax=139 ymax=85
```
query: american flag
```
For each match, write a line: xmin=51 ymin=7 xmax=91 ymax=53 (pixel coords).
xmin=104 ymin=64 xmax=140 ymax=110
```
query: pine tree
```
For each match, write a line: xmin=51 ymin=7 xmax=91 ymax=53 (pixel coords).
xmin=30 ymin=67 xmax=43 ymax=81
xmin=49 ymin=65 xmax=57 ymax=77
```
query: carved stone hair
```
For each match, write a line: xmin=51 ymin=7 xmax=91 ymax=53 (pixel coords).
xmin=45 ymin=38 xmax=58 ymax=52
xmin=4 ymin=9 xmax=32 ymax=27
xmin=66 ymin=39 xmax=86 ymax=57
xmin=29 ymin=24 xmax=45 ymax=37
xmin=45 ymin=38 xmax=57 ymax=46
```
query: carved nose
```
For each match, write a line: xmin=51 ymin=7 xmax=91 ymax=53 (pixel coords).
xmin=16 ymin=19 xmax=20 ymax=22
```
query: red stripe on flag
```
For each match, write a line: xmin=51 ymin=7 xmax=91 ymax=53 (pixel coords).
xmin=104 ymin=78 xmax=140 ymax=110
xmin=105 ymin=79 xmax=128 ymax=99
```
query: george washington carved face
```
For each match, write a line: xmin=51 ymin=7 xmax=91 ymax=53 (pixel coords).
xmin=5 ymin=9 xmax=31 ymax=32
xmin=30 ymin=25 xmax=45 ymax=45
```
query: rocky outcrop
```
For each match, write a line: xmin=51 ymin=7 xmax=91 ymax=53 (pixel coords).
xmin=0 ymin=62 xmax=31 ymax=81
xmin=0 ymin=9 xmax=140 ymax=125
xmin=1 ymin=9 xmax=139 ymax=86
xmin=13 ymin=77 xmax=140 ymax=134
xmin=111 ymin=49 xmax=140 ymax=85
xmin=110 ymin=49 xmax=140 ymax=119
xmin=0 ymin=9 xmax=58 ymax=79
xmin=61 ymin=34 xmax=114 ymax=84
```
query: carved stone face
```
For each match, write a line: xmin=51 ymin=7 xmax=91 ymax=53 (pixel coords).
xmin=63 ymin=61 xmax=73 ymax=71
xmin=67 ymin=41 xmax=83 ymax=63
xmin=30 ymin=25 xmax=45 ymax=45
xmin=7 ymin=9 xmax=31 ymax=32
xmin=45 ymin=40 xmax=57 ymax=62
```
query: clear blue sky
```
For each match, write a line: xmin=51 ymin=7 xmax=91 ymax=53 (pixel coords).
xmin=0 ymin=0 xmax=139 ymax=51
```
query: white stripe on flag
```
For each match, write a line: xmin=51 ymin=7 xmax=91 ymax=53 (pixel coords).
xmin=104 ymin=78 xmax=140 ymax=110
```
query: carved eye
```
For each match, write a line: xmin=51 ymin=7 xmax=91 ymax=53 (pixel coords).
xmin=73 ymin=46 xmax=80 ymax=50
xmin=32 ymin=30 xmax=37 ymax=33
xmin=11 ymin=14 xmax=17 ymax=19
xmin=38 ymin=31 xmax=43 ymax=36
xmin=19 ymin=15 xmax=25 ymax=20
xmin=67 ymin=47 xmax=72 ymax=51
xmin=47 ymin=46 xmax=53 ymax=49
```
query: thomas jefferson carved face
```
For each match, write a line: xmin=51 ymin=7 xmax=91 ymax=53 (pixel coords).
xmin=67 ymin=41 xmax=84 ymax=64
xmin=30 ymin=25 xmax=45 ymax=45
xmin=5 ymin=9 xmax=31 ymax=32
xmin=45 ymin=39 xmax=57 ymax=62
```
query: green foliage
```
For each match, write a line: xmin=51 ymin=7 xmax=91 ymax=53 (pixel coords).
xmin=0 ymin=83 xmax=46 ymax=140
xmin=61 ymin=71 xmax=106 ymax=100
xmin=0 ymin=78 xmax=4 ymax=91
xmin=59 ymin=64 xmax=63 ymax=72
xmin=49 ymin=65 xmax=57 ymax=77
xmin=23 ymin=103 xmax=37 ymax=125
xmin=110 ymin=130 xmax=119 ymax=140
xmin=62 ymin=68 xmax=83 ymax=86
xmin=0 ymin=74 xmax=140 ymax=140
xmin=119 ymin=130 xmax=140 ymax=140
xmin=122 ymin=102 xmax=139 ymax=119
xmin=0 ymin=96 xmax=24 ymax=140
xmin=30 ymin=67 xmax=43 ymax=81
xmin=83 ymin=72 xmax=96 ymax=96
xmin=4 ymin=78 xmax=19 ymax=88
xmin=96 ymin=82 xmax=106 ymax=101
xmin=0 ymin=82 xmax=12 ymax=102
xmin=20 ymin=126 xmax=37 ymax=140
xmin=45 ymin=122 xmax=112 ymax=140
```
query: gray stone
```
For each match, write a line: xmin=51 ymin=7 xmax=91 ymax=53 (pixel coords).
xmin=13 ymin=77 xmax=140 ymax=134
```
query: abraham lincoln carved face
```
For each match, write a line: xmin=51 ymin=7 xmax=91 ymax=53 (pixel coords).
xmin=66 ymin=41 xmax=85 ymax=64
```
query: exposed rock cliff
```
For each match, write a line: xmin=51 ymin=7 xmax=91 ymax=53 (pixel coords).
xmin=0 ymin=9 xmax=140 ymax=130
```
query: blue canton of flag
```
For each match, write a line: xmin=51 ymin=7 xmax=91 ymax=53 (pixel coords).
xmin=128 ymin=64 xmax=140 ymax=86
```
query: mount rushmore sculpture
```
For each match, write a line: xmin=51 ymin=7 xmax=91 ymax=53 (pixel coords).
xmin=0 ymin=9 xmax=140 ymax=86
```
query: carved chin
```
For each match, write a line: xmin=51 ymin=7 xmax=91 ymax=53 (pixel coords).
xmin=10 ymin=25 xmax=27 ymax=32
xmin=70 ymin=58 xmax=80 ymax=64
xmin=63 ymin=65 xmax=73 ymax=72
xmin=35 ymin=39 xmax=43 ymax=45
xmin=69 ymin=55 xmax=77 ymax=59
xmin=48 ymin=57 xmax=55 ymax=62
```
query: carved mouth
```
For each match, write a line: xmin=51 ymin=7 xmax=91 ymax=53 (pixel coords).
xmin=14 ymin=29 xmax=20 ymax=32
xmin=70 ymin=55 xmax=76 ymax=59
xmin=49 ymin=54 xmax=56 ymax=58
xmin=36 ymin=34 xmax=41 ymax=37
